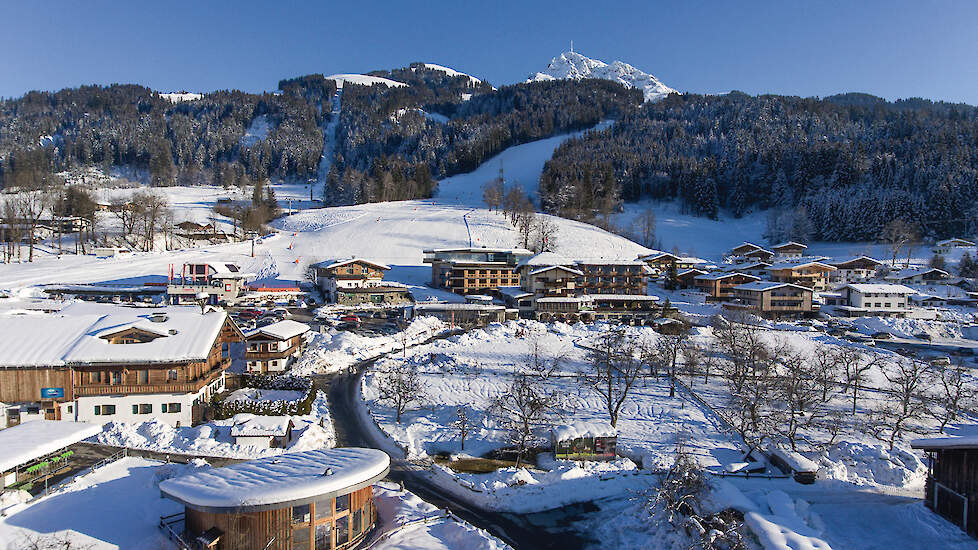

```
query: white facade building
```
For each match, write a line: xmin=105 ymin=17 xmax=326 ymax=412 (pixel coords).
xmin=837 ymin=283 xmax=915 ymax=317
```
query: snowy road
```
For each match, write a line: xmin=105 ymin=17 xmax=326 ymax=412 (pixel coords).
xmin=327 ymin=362 xmax=591 ymax=550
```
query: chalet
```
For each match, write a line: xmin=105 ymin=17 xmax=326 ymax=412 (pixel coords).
xmin=934 ymin=238 xmax=976 ymax=254
xmin=535 ymin=296 xmax=593 ymax=323
xmin=674 ymin=268 xmax=706 ymax=289
xmin=910 ymin=294 xmax=948 ymax=308
xmin=885 ymin=267 xmax=950 ymax=285
xmin=911 ymin=436 xmax=978 ymax=537
xmin=771 ymin=241 xmax=808 ymax=259
xmin=574 ymin=259 xmax=652 ymax=295
xmin=727 ymin=281 xmax=814 ymax=316
xmin=719 ymin=261 xmax=771 ymax=278
xmin=638 ymin=252 xmax=708 ymax=274
xmin=587 ymin=294 xmax=660 ymax=323
xmin=310 ymin=258 xmax=400 ymax=305
xmin=551 ymin=422 xmax=617 ymax=461
xmin=412 ymin=303 xmax=506 ymax=327
xmin=244 ymin=320 xmax=311 ymax=373
xmin=159 ymin=448 xmax=390 ymax=550
xmin=694 ymin=272 xmax=761 ymax=301
xmin=0 ymin=302 xmax=243 ymax=427
xmin=423 ymin=247 xmax=531 ymax=295
xmin=167 ymin=262 xmax=254 ymax=305
xmin=835 ymin=283 xmax=915 ymax=317
xmin=521 ymin=264 xmax=584 ymax=301
xmin=765 ymin=260 xmax=836 ymax=291
xmin=729 ymin=242 xmax=774 ymax=264
xmin=230 ymin=416 xmax=294 ymax=448
xmin=827 ymin=256 xmax=884 ymax=285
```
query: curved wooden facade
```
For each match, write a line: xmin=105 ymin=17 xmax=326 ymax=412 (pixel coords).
xmin=184 ymin=485 xmax=375 ymax=550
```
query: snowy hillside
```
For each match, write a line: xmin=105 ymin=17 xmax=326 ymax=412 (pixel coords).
xmin=528 ymin=51 xmax=676 ymax=102
xmin=325 ymin=74 xmax=407 ymax=88
xmin=158 ymin=92 xmax=203 ymax=103
xmin=415 ymin=62 xmax=484 ymax=85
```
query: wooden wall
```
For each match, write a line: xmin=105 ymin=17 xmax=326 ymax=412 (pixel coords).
xmin=187 ymin=507 xmax=292 ymax=550
xmin=927 ymin=449 xmax=978 ymax=537
xmin=0 ymin=368 xmax=72 ymax=403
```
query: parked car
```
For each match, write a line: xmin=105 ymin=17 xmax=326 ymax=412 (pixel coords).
xmin=871 ymin=332 xmax=893 ymax=339
xmin=913 ymin=332 xmax=933 ymax=341
xmin=930 ymin=356 xmax=952 ymax=366
xmin=236 ymin=311 xmax=257 ymax=321
xmin=340 ymin=314 xmax=361 ymax=323
xmin=270 ymin=307 xmax=290 ymax=318
xmin=844 ymin=332 xmax=872 ymax=342
xmin=256 ymin=317 xmax=277 ymax=328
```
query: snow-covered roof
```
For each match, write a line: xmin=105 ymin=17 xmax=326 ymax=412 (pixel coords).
xmin=734 ymin=281 xmax=811 ymax=293
xmin=0 ymin=420 xmax=102 ymax=472
xmin=827 ymin=255 xmax=883 ymax=268
xmin=637 ymin=252 xmax=677 ymax=262
xmin=936 ymin=238 xmax=975 ymax=247
xmin=415 ymin=303 xmax=505 ymax=311
xmin=0 ymin=303 xmax=230 ymax=367
xmin=586 ymin=294 xmax=659 ymax=301
xmin=694 ymin=272 xmax=760 ymax=281
xmin=424 ymin=247 xmax=532 ymax=255
xmin=312 ymin=258 xmax=391 ymax=271
xmin=886 ymin=267 xmax=950 ymax=280
xmin=912 ymin=435 xmax=978 ymax=450
xmin=159 ymin=448 xmax=390 ymax=512
xmin=495 ymin=286 xmax=533 ymax=299
xmin=574 ymin=258 xmax=648 ymax=267
xmin=771 ymin=241 xmax=808 ymax=250
xmin=731 ymin=242 xmax=764 ymax=253
xmin=536 ymin=296 xmax=590 ymax=303
xmin=247 ymin=319 xmax=310 ymax=341
xmin=909 ymin=294 xmax=945 ymax=302
xmin=721 ymin=261 xmax=770 ymax=271
xmin=770 ymin=448 xmax=818 ymax=473
xmin=843 ymin=283 xmax=916 ymax=294
xmin=517 ymin=252 xmax=572 ymax=268
xmin=230 ymin=416 xmax=292 ymax=437
xmin=528 ymin=265 xmax=584 ymax=277
xmin=677 ymin=269 xmax=709 ymax=278
xmin=552 ymin=421 xmax=617 ymax=441
xmin=766 ymin=260 xmax=835 ymax=271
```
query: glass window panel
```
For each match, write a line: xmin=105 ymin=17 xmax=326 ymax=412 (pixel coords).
xmin=292 ymin=504 xmax=311 ymax=524
xmin=352 ymin=509 xmax=362 ymax=535
xmin=336 ymin=494 xmax=350 ymax=513
xmin=315 ymin=499 xmax=333 ymax=520
xmin=336 ymin=515 xmax=349 ymax=545
xmin=314 ymin=522 xmax=331 ymax=550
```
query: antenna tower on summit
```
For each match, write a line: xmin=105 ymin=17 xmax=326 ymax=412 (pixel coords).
xmin=570 ymin=40 xmax=574 ymax=53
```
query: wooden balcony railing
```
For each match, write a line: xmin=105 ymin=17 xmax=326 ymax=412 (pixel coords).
xmin=74 ymin=364 xmax=227 ymax=397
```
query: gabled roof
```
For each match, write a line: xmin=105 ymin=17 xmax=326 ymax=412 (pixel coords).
xmin=912 ymin=435 xmax=978 ymax=450
xmin=734 ymin=281 xmax=812 ymax=293
xmin=772 ymin=241 xmax=808 ymax=251
xmin=638 ymin=252 xmax=678 ymax=263
xmin=842 ymin=283 xmax=915 ymax=294
xmin=677 ymin=269 xmax=709 ymax=278
xmin=230 ymin=416 xmax=293 ymax=437
xmin=517 ymin=252 xmax=571 ymax=269
xmin=731 ymin=242 xmax=764 ymax=254
xmin=528 ymin=265 xmax=584 ymax=277
xmin=0 ymin=303 xmax=231 ymax=367
xmin=721 ymin=261 xmax=771 ymax=271
xmin=766 ymin=260 xmax=836 ymax=271
xmin=886 ymin=267 xmax=950 ymax=280
xmin=694 ymin=272 xmax=761 ymax=282
xmin=312 ymin=258 xmax=391 ymax=271
xmin=827 ymin=256 xmax=883 ymax=268
xmin=744 ymin=248 xmax=775 ymax=257
xmin=246 ymin=320 xmax=311 ymax=341
xmin=936 ymin=238 xmax=975 ymax=247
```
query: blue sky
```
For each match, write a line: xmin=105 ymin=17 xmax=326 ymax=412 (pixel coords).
xmin=2 ymin=1 xmax=977 ymax=104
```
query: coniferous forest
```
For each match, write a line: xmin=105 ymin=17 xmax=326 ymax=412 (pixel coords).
xmin=2 ymin=67 xmax=978 ymax=241
xmin=540 ymin=91 xmax=978 ymax=241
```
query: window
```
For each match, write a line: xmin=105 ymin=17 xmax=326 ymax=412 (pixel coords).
xmin=66 ymin=405 xmax=73 ymax=414
xmin=132 ymin=404 xmax=152 ymax=415
xmin=315 ymin=522 xmax=331 ymax=550
xmin=316 ymin=499 xmax=333 ymax=520
xmin=336 ymin=515 xmax=349 ymax=545
xmin=162 ymin=403 xmax=181 ymax=413
xmin=167 ymin=369 xmax=178 ymax=381
xmin=138 ymin=370 xmax=149 ymax=384
xmin=271 ymin=360 xmax=279 ymax=367
xmin=110 ymin=371 xmax=122 ymax=385
xmin=293 ymin=504 xmax=311 ymax=524
xmin=336 ymin=493 xmax=350 ymax=512
xmin=352 ymin=509 xmax=362 ymax=535
xmin=90 ymin=371 xmax=102 ymax=384
xmin=94 ymin=404 xmax=116 ymax=416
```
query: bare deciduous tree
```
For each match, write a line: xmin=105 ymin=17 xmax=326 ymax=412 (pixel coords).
xmin=930 ymin=363 xmax=977 ymax=433
xmin=375 ymin=365 xmax=428 ymax=424
xmin=453 ymin=406 xmax=471 ymax=451
xmin=874 ymin=357 xmax=931 ymax=450
xmin=580 ymin=328 xmax=645 ymax=427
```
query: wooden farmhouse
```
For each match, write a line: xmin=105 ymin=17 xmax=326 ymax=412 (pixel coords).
xmin=694 ymin=272 xmax=761 ymax=300
xmin=244 ymin=320 xmax=311 ymax=373
xmin=0 ymin=302 xmax=242 ymax=427
xmin=311 ymin=258 xmax=412 ymax=306
xmin=727 ymin=281 xmax=814 ymax=316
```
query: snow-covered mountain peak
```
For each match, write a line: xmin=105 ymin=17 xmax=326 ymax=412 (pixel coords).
xmin=528 ymin=51 xmax=676 ymax=102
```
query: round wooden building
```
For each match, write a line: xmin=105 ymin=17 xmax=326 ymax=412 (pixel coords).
xmin=159 ymin=447 xmax=390 ymax=550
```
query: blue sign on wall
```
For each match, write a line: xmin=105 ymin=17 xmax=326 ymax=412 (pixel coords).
xmin=40 ymin=387 xmax=65 ymax=399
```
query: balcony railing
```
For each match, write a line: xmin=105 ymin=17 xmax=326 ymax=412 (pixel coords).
xmin=74 ymin=365 xmax=226 ymax=397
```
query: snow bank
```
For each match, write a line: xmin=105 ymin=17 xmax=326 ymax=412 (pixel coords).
xmin=817 ymin=441 xmax=927 ymax=489
xmin=93 ymin=392 xmax=335 ymax=458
